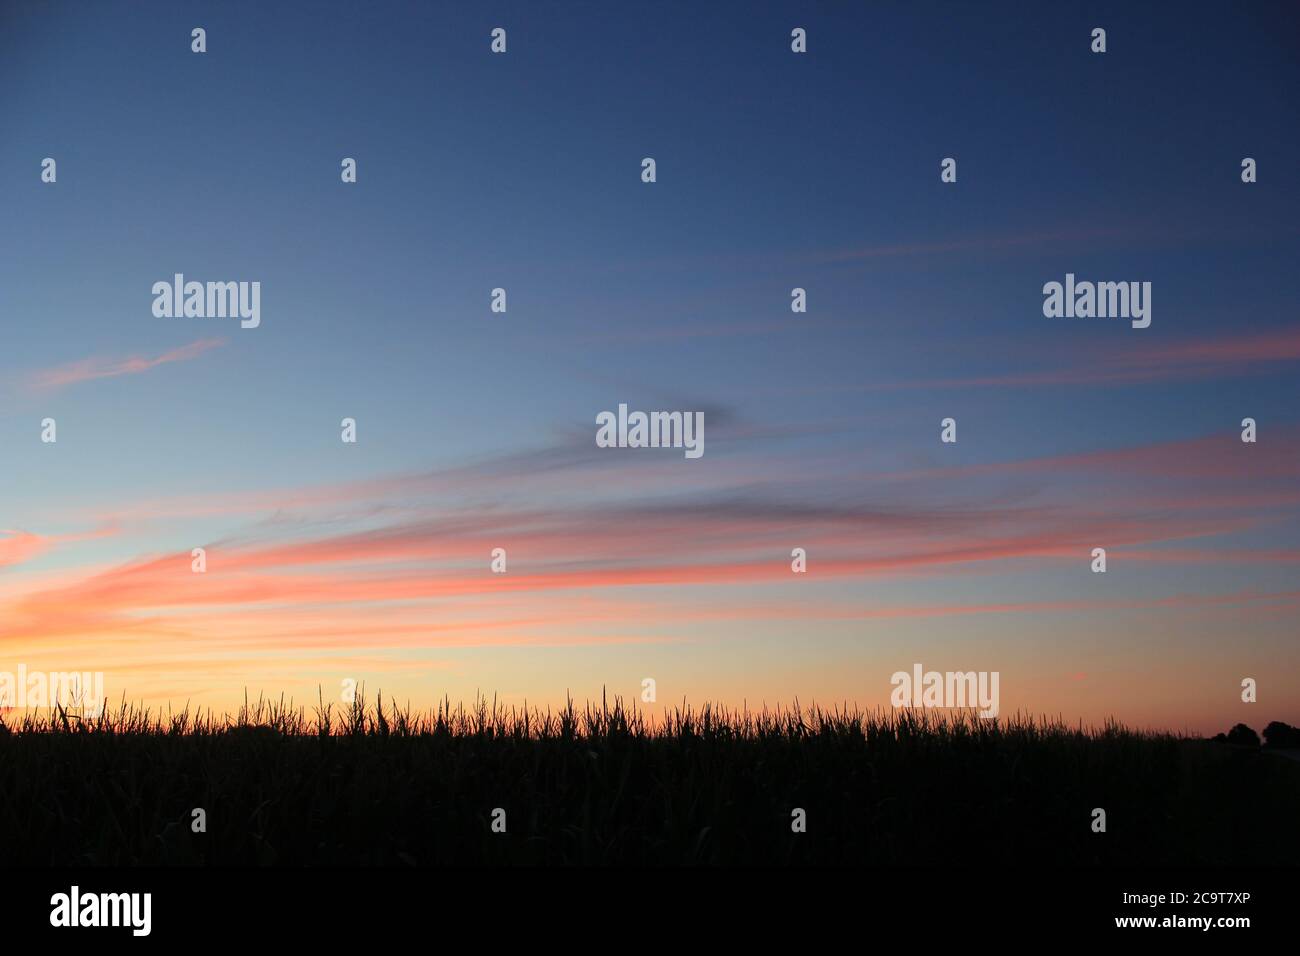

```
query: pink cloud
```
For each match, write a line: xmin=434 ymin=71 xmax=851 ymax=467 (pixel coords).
xmin=0 ymin=530 xmax=48 ymax=569
xmin=817 ymin=226 xmax=1135 ymax=262
xmin=763 ymin=327 xmax=1300 ymax=400
xmin=847 ymin=327 xmax=1300 ymax=392
xmin=0 ymin=525 xmax=116 ymax=571
xmin=2 ymin=420 xmax=1295 ymax=720
xmin=0 ymin=491 xmax=1268 ymax=647
xmin=882 ymin=425 xmax=1300 ymax=484
xmin=26 ymin=338 xmax=225 ymax=390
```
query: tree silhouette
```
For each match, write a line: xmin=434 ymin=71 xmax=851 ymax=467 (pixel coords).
xmin=1225 ymin=723 xmax=1260 ymax=747
xmin=1263 ymin=721 xmax=1300 ymax=749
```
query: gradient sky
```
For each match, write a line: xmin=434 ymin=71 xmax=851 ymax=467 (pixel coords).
xmin=2 ymin=1 xmax=1298 ymax=733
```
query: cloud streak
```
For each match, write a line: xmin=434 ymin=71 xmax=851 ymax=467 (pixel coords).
xmin=25 ymin=338 xmax=225 ymax=391
xmin=4 ymin=421 xmax=1296 ymax=719
xmin=783 ymin=327 xmax=1300 ymax=394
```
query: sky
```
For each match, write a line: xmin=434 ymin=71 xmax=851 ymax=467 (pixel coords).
xmin=1 ymin=0 xmax=1298 ymax=734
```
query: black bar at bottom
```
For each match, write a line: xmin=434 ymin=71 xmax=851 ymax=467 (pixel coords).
xmin=0 ymin=865 xmax=1285 ymax=941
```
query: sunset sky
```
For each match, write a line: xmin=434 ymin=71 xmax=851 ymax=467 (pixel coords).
xmin=1 ymin=1 xmax=1298 ymax=733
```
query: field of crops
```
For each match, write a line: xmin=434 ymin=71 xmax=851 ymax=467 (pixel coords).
xmin=2 ymin=693 xmax=1296 ymax=866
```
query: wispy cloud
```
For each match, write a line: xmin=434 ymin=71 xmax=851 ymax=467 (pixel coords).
xmin=1 ymin=448 xmax=1282 ymax=642
xmin=815 ymin=226 xmax=1136 ymax=263
xmin=25 ymin=338 xmax=225 ymax=391
xmin=829 ymin=327 xmax=1300 ymax=393
xmin=4 ymin=422 xmax=1296 ymax=716
xmin=0 ymin=525 xmax=117 ymax=570
xmin=0 ymin=530 xmax=48 ymax=570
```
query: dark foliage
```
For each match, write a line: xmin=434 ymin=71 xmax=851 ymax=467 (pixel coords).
xmin=1225 ymin=723 xmax=1261 ymax=748
xmin=2 ymin=694 xmax=1298 ymax=866
xmin=1263 ymin=721 xmax=1300 ymax=749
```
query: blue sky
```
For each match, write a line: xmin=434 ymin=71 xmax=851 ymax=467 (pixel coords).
xmin=0 ymin=1 xmax=1297 ymax=731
